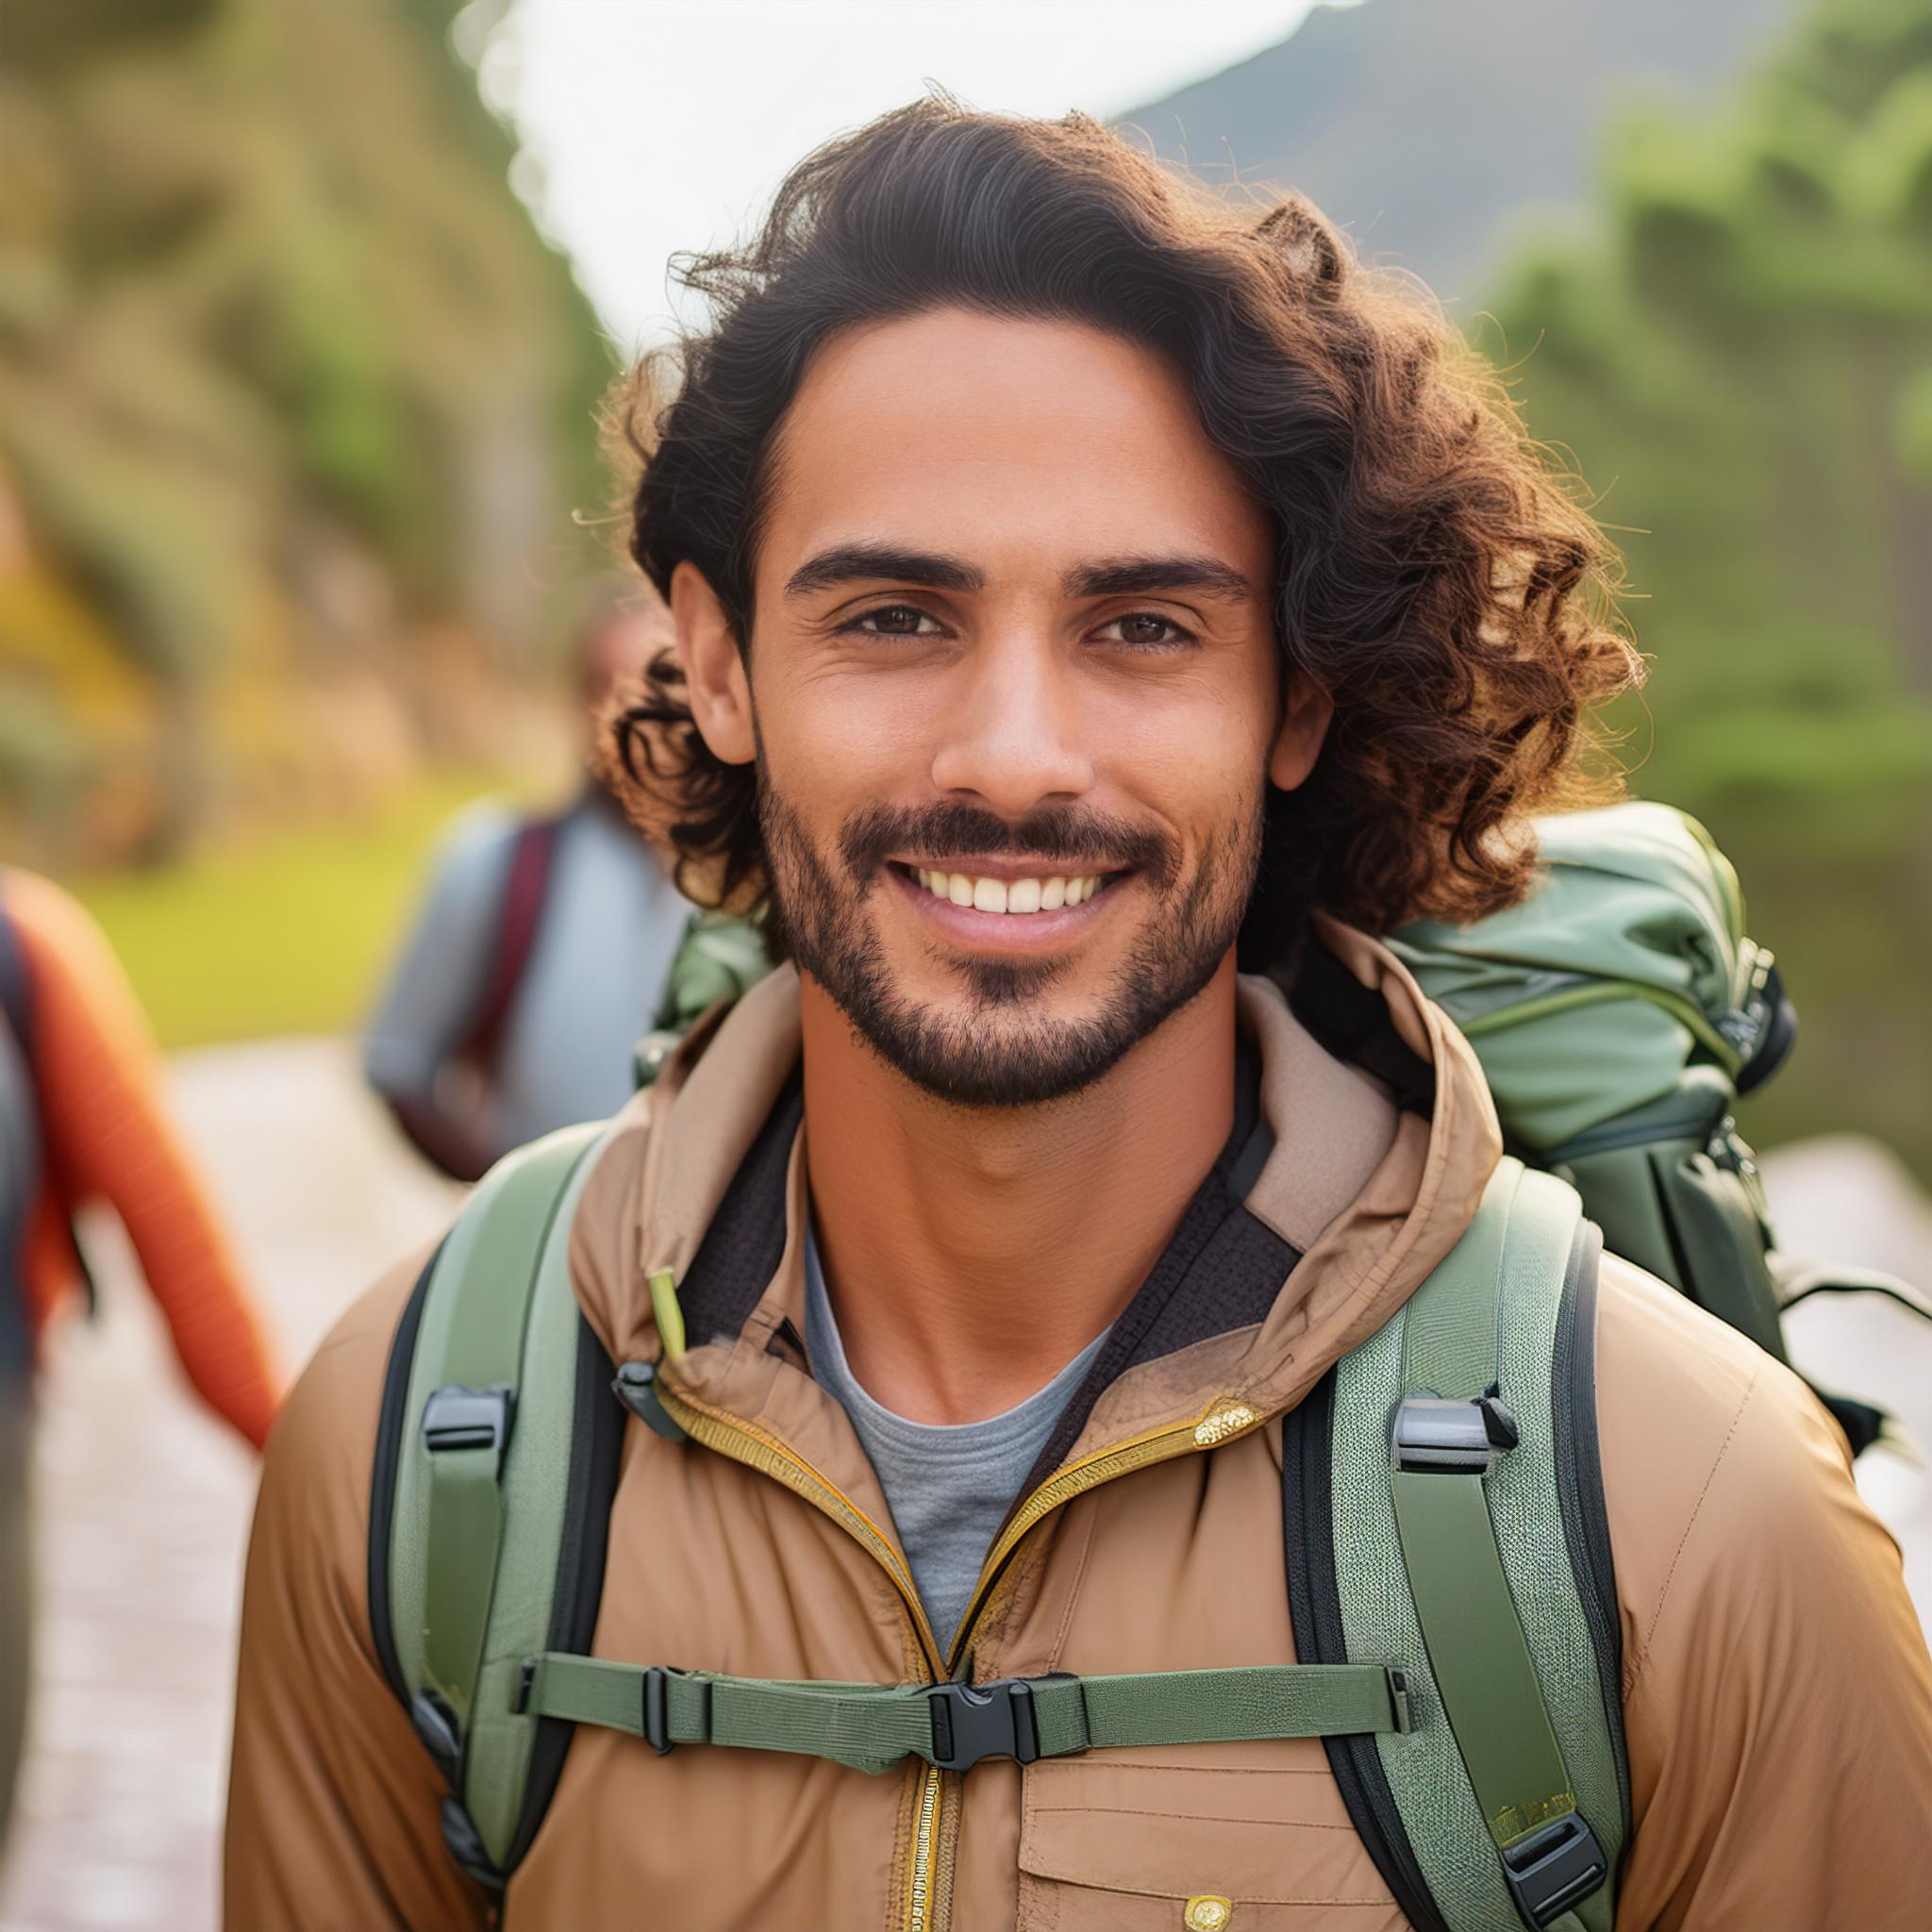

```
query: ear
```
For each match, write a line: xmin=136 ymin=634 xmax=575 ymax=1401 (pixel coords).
xmin=1268 ymin=670 xmax=1334 ymax=791
xmin=671 ymin=559 xmax=757 ymax=767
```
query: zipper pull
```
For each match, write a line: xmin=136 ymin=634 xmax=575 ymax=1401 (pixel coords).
xmin=612 ymin=1360 xmax=688 ymax=1442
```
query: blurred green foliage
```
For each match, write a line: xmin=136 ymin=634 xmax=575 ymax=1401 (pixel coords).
xmin=1489 ymin=0 xmax=1932 ymax=1175
xmin=0 ymin=0 xmax=613 ymax=862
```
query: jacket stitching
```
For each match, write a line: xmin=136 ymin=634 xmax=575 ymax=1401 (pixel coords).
xmin=1628 ymin=1357 xmax=1762 ymax=1693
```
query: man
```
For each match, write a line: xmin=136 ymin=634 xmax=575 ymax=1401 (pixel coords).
xmin=2 ymin=869 xmax=278 ymax=1853
xmin=363 ymin=591 xmax=694 ymax=1180
xmin=228 ymin=103 xmax=1932 ymax=1929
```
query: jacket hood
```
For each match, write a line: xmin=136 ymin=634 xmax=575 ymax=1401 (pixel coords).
xmin=569 ymin=917 xmax=1502 ymax=1471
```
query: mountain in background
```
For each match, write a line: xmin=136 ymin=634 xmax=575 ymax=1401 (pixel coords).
xmin=1120 ymin=0 xmax=1805 ymax=305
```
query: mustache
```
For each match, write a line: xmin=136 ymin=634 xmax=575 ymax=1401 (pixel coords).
xmin=838 ymin=801 xmax=1180 ymax=889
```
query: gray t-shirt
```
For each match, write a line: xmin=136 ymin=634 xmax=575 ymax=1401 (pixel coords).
xmin=803 ymin=1225 xmax=1108 ymax=1655
xmin=364 ymin=791 xmax=690 ymax=1153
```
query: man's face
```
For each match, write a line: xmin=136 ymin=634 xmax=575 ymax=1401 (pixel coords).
xmin=678 ymin=308 xmax=1327 ymax=1107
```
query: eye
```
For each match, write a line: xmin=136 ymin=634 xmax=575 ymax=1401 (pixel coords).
xmin=847 ymin=604 xmax=943 ymax=638
xmin=1094 ymin=611 xmax=1198 ymax=650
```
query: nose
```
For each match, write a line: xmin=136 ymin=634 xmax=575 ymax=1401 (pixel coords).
xmin=926 ymin=626 xmax=1096 ymax=815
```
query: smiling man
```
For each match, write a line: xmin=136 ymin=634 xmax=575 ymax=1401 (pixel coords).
xmin=226 ymin=104 xmax=1932 ymax=1931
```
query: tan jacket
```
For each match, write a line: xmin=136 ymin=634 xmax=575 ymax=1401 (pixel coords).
xmin=225 ymin=929 xmax=1932 ymax=1931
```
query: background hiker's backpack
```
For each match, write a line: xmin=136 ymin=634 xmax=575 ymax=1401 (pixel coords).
xmin=1390 ymin=800 xmax=1932 ymax=1458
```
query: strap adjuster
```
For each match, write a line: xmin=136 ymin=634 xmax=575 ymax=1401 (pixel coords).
xmin=1391 ymin=1391 xmax=1519 ymax=1474
xmin=422 ymin=1384 xmax=516 ymax=1474
xmin=926 ymin=1678 xmax=1042 ymax=1772
xmin=1501 ymin=1812 xmax=1607 ymax=1928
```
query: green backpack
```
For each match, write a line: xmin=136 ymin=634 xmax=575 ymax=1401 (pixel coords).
xmin=365 ymin=801 xmax=1922 ymax=1931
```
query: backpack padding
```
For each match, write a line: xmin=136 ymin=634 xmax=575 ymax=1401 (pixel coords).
xmin=1284 ymin=1370 xmax=1452 ymax=1932
xmin=1287 ymin=1162 xmax=1627 ymax=1932
xmin=381 ymin=1124 xmax=604 ymax=1880
xmin=500 ymin=1303 xmax=625 ymax=1874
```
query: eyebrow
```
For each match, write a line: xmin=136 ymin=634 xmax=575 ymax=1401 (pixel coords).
xmin=1062 ymin=556 xmax=1255 ymax=603
xmin=784 ymin=543 xmax=985 ymax=597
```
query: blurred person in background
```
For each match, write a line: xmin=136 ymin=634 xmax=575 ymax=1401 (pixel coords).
xmin=361 ymin=591 xmax=694 ymax=1181
xmin=0 ymin=867 xmax=278 ymax=1856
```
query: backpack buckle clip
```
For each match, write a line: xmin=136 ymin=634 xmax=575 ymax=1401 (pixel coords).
xmin=926 ymin=1677 xmax=1042 ymax=1772
xmin=1500 ymin=1811 xmax=1607 ymax=1927
xmin=423 ymin=1384 xmax=516 ymax=1475
xmin=1391 ymin=1391 xmax=1518 ymax=1474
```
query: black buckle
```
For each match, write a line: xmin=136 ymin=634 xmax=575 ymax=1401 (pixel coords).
xmin=642 ymin=1666 xmax=708 ymax=1756
xmin=926 ymin=1678 xmax=1042 ymax=1772
xmin=1501 ymin=1813 xmax=1607 ymax=1928
xmin=1391 ymin=1391 xmax=1519 ymax=1474
xmin=423 ymin=1384 xmax=516 ymax=1474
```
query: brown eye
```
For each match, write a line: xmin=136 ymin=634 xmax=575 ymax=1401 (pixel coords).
xmin=859 ymin=605 xmax=936 ymax=636
xmin=1099 ymin=612 xmax=1194 ymax=649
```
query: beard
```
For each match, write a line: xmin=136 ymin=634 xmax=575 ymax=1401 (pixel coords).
xmin=758 ymin=779 xmax=1265 ymax=1108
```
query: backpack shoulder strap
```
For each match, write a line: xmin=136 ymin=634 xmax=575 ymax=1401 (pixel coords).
xmin=1283 ymin=1157 xmax=1630 ymax=1932
xmin=0 ymin=896 xmax=31 ymax=1058
xmin=368 ymin=1119 xmax=624 ymax=1891
xmin=455 ymin=815 xmax=563 ymax=1075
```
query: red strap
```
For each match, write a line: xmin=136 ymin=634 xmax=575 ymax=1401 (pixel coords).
xmin=456 ymin=818 xmax=561 ymax=1075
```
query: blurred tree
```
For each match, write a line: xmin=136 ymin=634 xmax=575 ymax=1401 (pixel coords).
xmin=1489 ymin=0 xmax=1932 ymax=1174
xmin=0 ymin=0 xmax=614 ymax=862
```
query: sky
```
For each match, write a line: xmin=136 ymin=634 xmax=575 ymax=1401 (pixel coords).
xmin=465 ymin=0 xmax=1349 ymax=350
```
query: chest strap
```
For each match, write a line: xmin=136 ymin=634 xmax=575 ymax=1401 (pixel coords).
xmin=519 ymin=1655 xmax=1413 ymax=1779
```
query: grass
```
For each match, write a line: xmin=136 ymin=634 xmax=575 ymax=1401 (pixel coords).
xmin=70 ymin=770 xmax=535 ymax=1049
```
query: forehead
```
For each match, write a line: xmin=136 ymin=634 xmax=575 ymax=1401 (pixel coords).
xmin=759 ymin=308 xmax=1269 ymax=579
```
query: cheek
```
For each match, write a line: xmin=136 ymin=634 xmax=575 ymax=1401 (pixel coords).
xmin=753 ymin=661 xmax=934 ymax=816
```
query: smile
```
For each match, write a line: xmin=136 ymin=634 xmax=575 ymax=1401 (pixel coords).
xmin=903 ymin=865 xmax=1114 ymax=915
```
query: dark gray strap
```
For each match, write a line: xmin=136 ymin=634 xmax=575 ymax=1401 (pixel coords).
xmin=521 ymin=1654 xmax=1413 ymax=1778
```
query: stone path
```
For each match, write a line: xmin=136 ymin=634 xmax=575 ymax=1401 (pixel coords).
xmin=0 ymin=1041 xmax=458 ymax=1932
xmin=0 ymin=1045 xmax=1925 ymax=1930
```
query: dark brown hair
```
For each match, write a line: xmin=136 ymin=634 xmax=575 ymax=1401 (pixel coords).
xmin=602 ymin=98 xmax=1641 ymax=947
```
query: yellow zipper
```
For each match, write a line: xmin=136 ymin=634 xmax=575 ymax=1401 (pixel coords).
xmin=942 ymin=1395 xmax=1262 ymax=1673
xmin=905 ymin=1766 xmax=943 ymax=1932
xmin=653 ymin=1379 xmax=948 ymax=1676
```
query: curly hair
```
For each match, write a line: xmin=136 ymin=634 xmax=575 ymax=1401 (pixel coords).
xmin=601 ymin=98 xmax=1641 ymax=949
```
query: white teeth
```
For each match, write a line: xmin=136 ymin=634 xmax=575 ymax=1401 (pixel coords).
xmin=912 ymin=868 xmax=1110 ymax=913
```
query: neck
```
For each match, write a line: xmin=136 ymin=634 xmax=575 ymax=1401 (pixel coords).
xmin=801 ymin=959 xmax=1240 ymax=1424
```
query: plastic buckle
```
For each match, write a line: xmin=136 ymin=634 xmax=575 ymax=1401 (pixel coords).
xmin=1501 ymin=1812 xmax=1607 ymax=1928
xmin=422 ymin=1384 xmax=516 ymax=1475
xmin=1391 ymin=1391 xmax=1519 ymax=1474
xmin=926 ymin=1678 xmax=1041 ymax=1772
xmin=642 ymin=1666 xmax=707 ymax=1756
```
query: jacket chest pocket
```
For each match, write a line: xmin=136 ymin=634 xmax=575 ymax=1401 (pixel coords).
xmin=1016 ymin=1756 xmax=1406 ymax=1932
